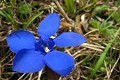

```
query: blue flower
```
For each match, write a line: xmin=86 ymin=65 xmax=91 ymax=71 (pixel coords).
xmin=6 ymin=13 xmax=86 ymax=77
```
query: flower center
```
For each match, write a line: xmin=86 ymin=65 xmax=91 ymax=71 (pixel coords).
xmin=35 ymin=42 xmax=46 ymax=55
xmin=35 ymin=38 xmax=55 ymax=55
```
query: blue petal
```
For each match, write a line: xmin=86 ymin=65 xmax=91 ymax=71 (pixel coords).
xmin=44 ymin=50 xmax=74 ymax=77
xmin=6 ymin=30 xmax=36 ymax=53
xmin=13 ymin=49 xmax=45 ymax=73
xmin=38 ymin=13 xmax=60 ymax=41
xmin=53 ymin=32 xmax=86 ymax=47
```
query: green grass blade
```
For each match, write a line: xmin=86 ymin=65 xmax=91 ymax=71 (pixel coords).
xmin=23 ymin=11 xmax=44 ymax=29
xmin=64 ymin=0 xmax=74 ymax=14
xmin=0 ymin=10 xmax=14 ymax=23
xmin=0 ymin=10 xmax=18 ymax=29
xmin=0 ymin=10 xmax=7 ymax=17
xmin=89 ymin=28 xmax=120 ymax=79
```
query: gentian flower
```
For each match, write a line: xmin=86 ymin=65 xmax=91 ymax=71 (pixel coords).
xmin=6 ymin=13 xmax=86 ymax=77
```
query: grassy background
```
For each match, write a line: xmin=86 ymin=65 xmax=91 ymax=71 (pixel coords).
xmin=0 ymin=0 xmax=120 ymax=80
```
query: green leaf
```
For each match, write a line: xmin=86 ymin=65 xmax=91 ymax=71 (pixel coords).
xmin=110 ymin=11 xmax=120 ymax=23
xmin=18 ymin=3 xmax=32 ymax=14
xmin=0 ymin=10 xmax=7 ymax=18
xmin=23 ymin=11 xmax=44 ymax=29
xmin=64 ymin=0 xmax=75 ymax=14
xmin=100 ymin=21 xmax=116 ymax=35
xmin=89 ymin=18 xmax=100 ymax=28
xmin=92 ymin=4 xmax=109 ymax=17
xmin=115 ymin=0 xmax=120 ymax=6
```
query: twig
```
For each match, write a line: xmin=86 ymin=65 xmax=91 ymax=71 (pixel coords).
xmin=65 ymin=48 xmax=72 ymax=56
xmin=84 ymin=29 xmax=99 ymax=36
xmin=54 ymin=0 xmax=73 ymax=25
xmin=76 ymin=15 xmax=83 ymax=35
xmin=59 ymin=77 xmax=62 ymax=80
xmin=82 ymin=43 xmax=105 ymax=49
xmin=1 ymin=58 xmax=13 ymax=67
xmin=81 ymin=43 xmax=104 ymax=52
xmin=37 ymin=69 xmax=43 ymax=80
xmin=24 ymin=74 xmax=30 ymax=80
xmin=29 ymin=73 xmax=33 ymax=80
xmin=107 ymin=54 xmax=120 ymax=79
xmin=70 ymin=76 xmax=74 ymax=80
xmin=75 ymin=56 xmax=89 ymax=66
xmin=18 ymin=73 xmax=26 ymax=80
xmin=73 ymin=48 xmax=86 ymax=57
xmin=1 ymin=50 xmax=11 ymax=62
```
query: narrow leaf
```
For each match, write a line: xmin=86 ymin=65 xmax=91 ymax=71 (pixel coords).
xmin=89 ymin=28 xmax=120 ymax=79
xmin=23 ymin=11 xmax=44 ymax=29
xmin=64 ymin=0 xmax=75 ymax=14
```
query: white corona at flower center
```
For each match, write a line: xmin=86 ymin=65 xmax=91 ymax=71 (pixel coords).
xmin=45 ymin=47 xmax=49 ymax=52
